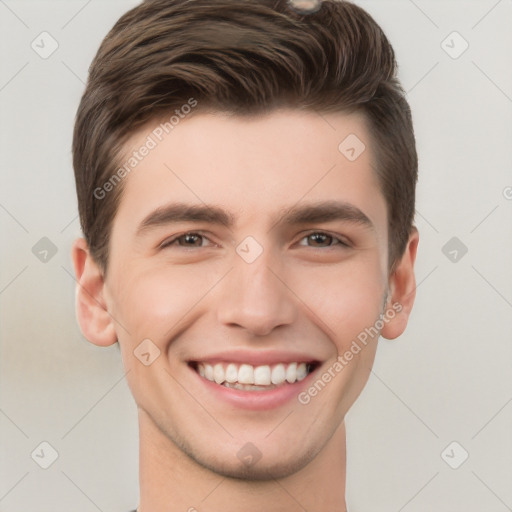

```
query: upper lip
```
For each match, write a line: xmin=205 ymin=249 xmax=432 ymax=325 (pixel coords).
xmin=189 ymin=350 xmax=321 ymax=366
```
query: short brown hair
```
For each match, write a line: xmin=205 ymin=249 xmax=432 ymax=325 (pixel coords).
xmin=73 ymin=0 xmax=417 ymax=273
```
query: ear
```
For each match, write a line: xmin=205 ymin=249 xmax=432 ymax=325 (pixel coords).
xmin=380 ymin=227 xmax=419 ymax=340
xmin=71 ymin=238 xmax=118 ymax=347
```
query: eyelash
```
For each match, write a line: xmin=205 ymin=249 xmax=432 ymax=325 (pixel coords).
xmin=159 ymin=231 xmax=350 ymax=250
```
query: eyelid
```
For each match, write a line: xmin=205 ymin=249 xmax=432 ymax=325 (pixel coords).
xmin=159 ymin=230 xmax=216 ymax=249
xmin=296 ymin=230 xmax=351 ymax=248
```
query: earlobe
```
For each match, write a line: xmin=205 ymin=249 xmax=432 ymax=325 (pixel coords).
xmin=71 ymin=238 xmax=118 ymax=347
xmin=380 ymin=228 xmax=419 ymax=340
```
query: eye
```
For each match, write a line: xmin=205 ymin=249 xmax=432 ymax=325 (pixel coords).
xmin=160 ymin=232 xmax=214 ymax=249
xmin=297 ymin=231 xmax=349 ymax=248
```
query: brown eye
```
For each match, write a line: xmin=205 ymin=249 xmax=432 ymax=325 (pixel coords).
xmin=177 ymin=233 xmax=204 ymax=247
xmin=160 ymin=232 xmax=212 ymax=249
xmin=308 ymin=233 xmax=333 ymax=247
xmin=297 ymin=232 xmax=348 ymax=248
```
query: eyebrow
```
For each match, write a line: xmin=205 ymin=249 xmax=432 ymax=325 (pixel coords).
xmin=136 ymin=200 xmax=374 ymax=236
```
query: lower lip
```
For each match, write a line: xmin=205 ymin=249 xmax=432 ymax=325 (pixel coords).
xmin=190 ymin=365 xmax=318 ymax=411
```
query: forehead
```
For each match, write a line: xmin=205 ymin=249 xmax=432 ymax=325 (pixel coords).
xmin=113 ymin=109 xmax=385 ymax=233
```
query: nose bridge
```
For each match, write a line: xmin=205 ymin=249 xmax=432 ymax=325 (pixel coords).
xmin=216 ymin=242 xmax=296 ymax=336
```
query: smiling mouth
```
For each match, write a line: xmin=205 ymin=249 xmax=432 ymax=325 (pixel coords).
xmin=189 ymin=361 xmax=319 ymax=391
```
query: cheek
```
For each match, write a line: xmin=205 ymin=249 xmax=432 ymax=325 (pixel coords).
xmin=110 ymin=265 xmax=218 ymax=390
xmin=295 ymin=257 xmax=386 ymax=346
xmin=111 ymin=263 xmax=223 ymax=342
xmin=291 ymin=263 xmax=386 ymax=422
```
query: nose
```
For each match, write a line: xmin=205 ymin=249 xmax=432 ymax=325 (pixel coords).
xmin=216 ymin=248 xmax=296 ymax=337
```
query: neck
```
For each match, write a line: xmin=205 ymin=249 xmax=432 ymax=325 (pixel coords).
xmin=137 ymin=409 xmax=347 ymax=512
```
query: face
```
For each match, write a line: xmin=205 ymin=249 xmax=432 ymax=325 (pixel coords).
xmin=79 ymin=109 xmax=414 ymax=480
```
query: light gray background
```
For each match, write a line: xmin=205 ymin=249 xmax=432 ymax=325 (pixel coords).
xmin=1 ymin=1 xmax=511 ymax=511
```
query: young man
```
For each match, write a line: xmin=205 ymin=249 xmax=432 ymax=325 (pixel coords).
xmin=71 ymin=0 xmax=419 ymax=510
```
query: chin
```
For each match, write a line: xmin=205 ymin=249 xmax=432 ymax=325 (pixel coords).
xmin=174 ymin=435 xmax=320 ymax=481
xmin=197 ymin=451 xmax=317 ymax=481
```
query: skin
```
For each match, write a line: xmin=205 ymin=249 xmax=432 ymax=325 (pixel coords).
xmin=72 ymin=109 xmax=419 ymax=512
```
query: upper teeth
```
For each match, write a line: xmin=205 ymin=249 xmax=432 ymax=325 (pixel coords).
xmin=197 ymin=362 xmax=310 ymax=386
